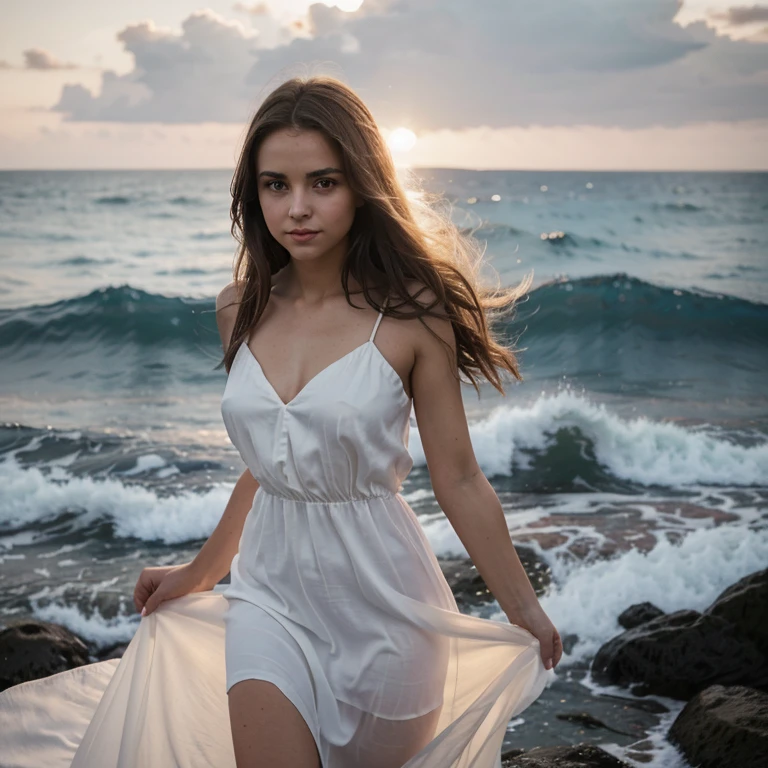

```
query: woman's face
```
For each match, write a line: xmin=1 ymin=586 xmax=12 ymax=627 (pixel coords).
xmin=256 ymin=128 xmax=363 ymax=264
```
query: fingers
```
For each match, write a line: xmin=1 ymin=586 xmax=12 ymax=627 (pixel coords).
xmin=551 ymin=631 xmax=562 ymax=667
xmin=143 ymin=586 xmax=162 ymax=615
xmin=544 ymin=642 xmax=555 ymax=670
xmin=133 ymin=582 xmax=150 ymax=614
xmin=544 ymin=629 xmax=563 ymax=670
xmin=133 ymin=568 xmax=158 ymax=613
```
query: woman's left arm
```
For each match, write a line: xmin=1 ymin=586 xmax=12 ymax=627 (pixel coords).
xmin=411 ymin=296 xmax=562 ymax=670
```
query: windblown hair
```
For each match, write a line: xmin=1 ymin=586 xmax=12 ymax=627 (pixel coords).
xmin=222 ymin=74 xmax=532 ymax=395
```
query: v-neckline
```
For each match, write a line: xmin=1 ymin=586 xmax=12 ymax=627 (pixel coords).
xmin=240 ymin=339 xmax=374 ymax=408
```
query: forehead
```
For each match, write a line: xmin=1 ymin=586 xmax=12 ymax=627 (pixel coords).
xmin=256 ymin=128 xmax=341 ymax=171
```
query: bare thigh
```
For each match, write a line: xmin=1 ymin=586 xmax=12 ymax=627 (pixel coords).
xmin=332 ymin=703 xmax=443 ymax=768
xmin=228 ymin=679 xmax=321 ymax=768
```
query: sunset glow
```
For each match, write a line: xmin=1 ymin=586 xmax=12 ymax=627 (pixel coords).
xmin=387 ymin=128 xmax=418 ymax=154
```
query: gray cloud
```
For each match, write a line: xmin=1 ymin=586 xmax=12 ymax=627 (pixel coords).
xmin=51 ymin=0 xmax=768 ymax=129
xmin=24 ymin=48 xmax=78 ymax=70
xmin=55 ymin=11 xmax=260 ymax=123
xmin=710 ymin=5 xmax=768 ymax=25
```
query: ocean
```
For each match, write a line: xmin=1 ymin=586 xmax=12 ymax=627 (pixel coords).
xmin=1 ymin=168 xmax=766 ymax=766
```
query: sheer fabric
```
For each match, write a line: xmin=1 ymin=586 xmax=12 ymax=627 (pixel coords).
xmin=0 ymin=299 xmax=554 ymax=767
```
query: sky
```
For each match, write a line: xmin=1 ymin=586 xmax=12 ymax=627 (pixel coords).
xmin=1 ymin=0 xmax=767 ymax=170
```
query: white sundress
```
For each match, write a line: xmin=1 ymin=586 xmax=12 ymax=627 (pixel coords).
xmin=0 ymin=296 xmax=555 ymax=768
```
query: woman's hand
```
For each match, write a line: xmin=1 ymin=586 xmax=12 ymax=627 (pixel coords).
xmin=133 ymin=562 xmax=212 ymax=617
xmin=506 ymin=604 xmax=563 ymax=671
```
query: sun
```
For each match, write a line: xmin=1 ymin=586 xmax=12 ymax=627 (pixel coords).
xmin=386 ymin=127 xmax=418 ymax=154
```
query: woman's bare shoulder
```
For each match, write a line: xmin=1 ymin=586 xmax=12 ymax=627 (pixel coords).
xmin=216 ymin=280 xmax=245 ymax=314
xmin=215 ymin=281 xmax=246 ymax=353
xmin=401 ymin=278 xmax=451 ymax=328
xmin=390 ymin=280 xmax=454 ymax=367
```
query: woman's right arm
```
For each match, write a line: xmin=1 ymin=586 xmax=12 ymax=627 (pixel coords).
xmin=134 ymin=281 xmax=259 ymax=614
xmin=188 ymin=467 xmax=259 ymax=590
xmin=190 ymin=280 xmax=259 ymax=589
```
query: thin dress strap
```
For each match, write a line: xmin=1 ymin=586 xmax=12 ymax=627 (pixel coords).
xmin=369 ymin=296 xmax=389 ymax=343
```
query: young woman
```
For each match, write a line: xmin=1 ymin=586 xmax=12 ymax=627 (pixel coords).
xmin=0 ymin=76 xmax=561 ymax=768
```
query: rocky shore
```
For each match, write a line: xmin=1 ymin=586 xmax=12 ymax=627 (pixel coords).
xmin=2 ymin=548 xmax=766 ymax=768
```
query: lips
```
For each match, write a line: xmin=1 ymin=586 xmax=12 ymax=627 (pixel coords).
xmin=289 ymin=230 xmax=318 ymax=235
xmin=289 ymin=230 xmax=320 ymax=243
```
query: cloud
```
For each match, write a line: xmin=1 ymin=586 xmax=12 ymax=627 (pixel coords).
xmin=23 ymin=48 xmax=78 ymax=70
xmin=55 ymin=11 xmax=260 ymax=123
xmin=49 ymin=0 xmax=768 ymax=129
xmin=233 ymin=2 xmax=271 ymax=15
xmin=710 ymin=5 xmax=768 ymax=25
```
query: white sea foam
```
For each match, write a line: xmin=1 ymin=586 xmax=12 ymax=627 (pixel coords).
xmin=409 ymin=391 xmax=768 ymax=486
xmin=114 ymin=453 xmax=168 ymax=476
xmin=419 ymin=495 xmax=767 ymax=670
xmin=514 ymin=523 xmax=768 ymax=666
xmin=29 ymin=599 xmax=139 ymax=646
xmin=0 ymin=456 xmax=234 ymax=544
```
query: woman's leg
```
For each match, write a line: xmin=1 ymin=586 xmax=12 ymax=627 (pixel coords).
xmin=228 ymin=679 xmax=321 ymax=768
xmin=332 ymin=703 xmax=443 ymax=768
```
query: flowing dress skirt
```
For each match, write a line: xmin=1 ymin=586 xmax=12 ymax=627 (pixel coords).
xmin=1 ymin=492 xmax=555 ymax=768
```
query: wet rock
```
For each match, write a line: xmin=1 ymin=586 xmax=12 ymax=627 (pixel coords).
xmin=617 ymin=602 xmax=664 ymax=630
xmin=501 ymin=743 xmax=633 ymax=767
xmin=591 ymin=608 xmax=766 ymax=699
xmin=0 ymin=620 xmax=91 ymax=692
xmin=555 ymin=711 xmax=637 ymax=737
xmin=667 ymin=684 xmax=768 ymax=768
xmin=704 ymin=567 xmax=767 ymax=652
xmin=439 ymin=547 xmax=552 ymax=610
xmin=596 ymin=693 xmax=669 ymax=714
xmin=95 ymin=642 xmax=129 ymax=661
xmin=439 ymin=558 xmax=493 ymax=608
xmin=592 ymin=568 xmax=768 ymax=700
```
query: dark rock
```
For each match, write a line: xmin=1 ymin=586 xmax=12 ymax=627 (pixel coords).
xmin=617 ymin=602 xmax=664 ymax=630
xmin=96 ymin=642 xmax=129 ymax=661
xmin=555 ymin=712 xmax=637 ymax=737
xmin=595 ymin=693 xmax=669 ymax=714
xmin=593 ymin=568 xmax=768 ymax=700
xmin=591 ymin=608 xmax=767 ymax=699
xmin=0 ymin=620 xmax=91 ymax=692
xmin=440 ymin=558 xmax=493 ymax=608
xmin=501 ymin=743 xmax=633 ymax=767
xmin=704 ymin=567 xmax=767 ymax=652
xmin=557 ymin=633 xmax=581 ymax=657
xmin=439 ymin=547 xmax=552 ymax=610
xmin=667 ymin=684 xmax=768 ymax=768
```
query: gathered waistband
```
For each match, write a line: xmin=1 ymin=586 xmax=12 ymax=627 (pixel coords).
xmin=256 ymin=486 xmax=399 ymax=505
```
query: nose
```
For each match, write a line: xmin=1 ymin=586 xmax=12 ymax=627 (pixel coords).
xmin=288 ymin=189 xmax=311 ymax=220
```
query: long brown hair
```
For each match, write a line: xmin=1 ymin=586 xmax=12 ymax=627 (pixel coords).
xmin=221 ymin=74 xmax=532 ymax=395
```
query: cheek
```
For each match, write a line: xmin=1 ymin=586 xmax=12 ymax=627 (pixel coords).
xmin=258 ymin=196 xmax=281 ymax=228
xmin=324 ymin=193 xmax=357 ymax=225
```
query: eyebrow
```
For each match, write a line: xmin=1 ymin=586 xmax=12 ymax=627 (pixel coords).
xmin=258 ymin=167 xmax=344 ymax=180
